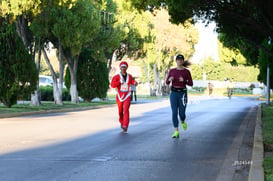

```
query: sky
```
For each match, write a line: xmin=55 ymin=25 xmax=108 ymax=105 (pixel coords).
xmin=191 ymin=21 xmax=219 ymax=63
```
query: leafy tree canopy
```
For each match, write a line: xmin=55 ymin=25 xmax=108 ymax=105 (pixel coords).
xmin=0 ymin=0 xmax=40 ymax=17
xmin=218 ymin=40 xmax=248 ymax=66
xmin=52 ymin=0 xmax=101 ymax=56
xmin=258 ymin=41 xmax=273 ymax=87
xmin=126 ymin=0 xmax=273 ymax=61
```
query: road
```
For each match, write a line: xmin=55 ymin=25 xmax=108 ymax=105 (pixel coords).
xmin=0 ymin=96 xmax=261 ymax=181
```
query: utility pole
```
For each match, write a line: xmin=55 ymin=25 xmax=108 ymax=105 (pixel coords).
xmin=267 ymin=37 xmax=271 ymax=105
xmin=267 ymin=64 xmax=270 ymax=105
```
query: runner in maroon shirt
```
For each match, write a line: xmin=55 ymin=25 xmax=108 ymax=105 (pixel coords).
xmin=166 ymin=54 xmax=193 ymax=138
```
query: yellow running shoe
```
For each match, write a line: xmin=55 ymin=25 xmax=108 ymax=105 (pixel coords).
xmin=182 ymin=122 xmax=187 ymax=131
xmin=172 ymin=131 xmax=179 ymax=138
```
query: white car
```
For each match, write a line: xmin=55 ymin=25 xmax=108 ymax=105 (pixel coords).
xmin=39 ymin=75 xmax=53 ymax=87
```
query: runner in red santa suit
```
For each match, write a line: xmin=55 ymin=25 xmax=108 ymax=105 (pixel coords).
xmin=111 ymin=61 xmax=137 ymax=133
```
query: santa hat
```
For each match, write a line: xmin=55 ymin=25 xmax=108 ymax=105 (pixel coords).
xmin=119 ymin=61 xmax=128 ymax=68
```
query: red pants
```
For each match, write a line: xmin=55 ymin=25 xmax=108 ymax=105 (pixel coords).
xmin=116 ymin=96 xmax=131 ymax=128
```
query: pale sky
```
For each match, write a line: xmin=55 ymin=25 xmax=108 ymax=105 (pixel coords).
xmin=191 ymin=21 xmax=219 ymax=63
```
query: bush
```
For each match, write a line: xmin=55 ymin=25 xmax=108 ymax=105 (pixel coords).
xmin=190 ymin=87 xmax=206 ymax=93
xmin=62 ymin=88 xmax=71 ymax=101
xmin=40 ymin=86 xmax=54 ymax=101
xmin=65 ymin=49 xmax=109 ymax=102
xmin=40 ymin=86 xmax=71 ymax=101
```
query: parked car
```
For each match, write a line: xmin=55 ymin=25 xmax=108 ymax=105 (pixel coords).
xmin=39 ymin=75 xmax=53 ymax=87
xmin=57 ymin=78 xmax=67 ymax=89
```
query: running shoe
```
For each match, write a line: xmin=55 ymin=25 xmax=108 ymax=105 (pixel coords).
xmin=122 ymin=126 xmax=128 ymax=133
xmin=172 ymin=131 xmax=179 ymax=138
xmin=182 ymin=122 xmax=187 ymax=131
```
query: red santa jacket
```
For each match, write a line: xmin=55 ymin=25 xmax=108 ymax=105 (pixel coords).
xmin=111 ymin=73 xmax=137 ymax=102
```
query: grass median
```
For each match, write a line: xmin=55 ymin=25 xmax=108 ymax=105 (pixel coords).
xmin=0 ymin=95 xmax=169 ymax=117
xmin=262 ymin=103 xmax=273 ymax=181
xmin=0 ymin=101 xmax=116 ymax=116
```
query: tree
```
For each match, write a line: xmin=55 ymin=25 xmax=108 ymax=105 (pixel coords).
xmin=127 ymin=0 xmax=273 ymax=59
xmin=0 ymin=21 xmax=38 ymax=107
xmin=88 ymin=0 xmax=122 ymax=73
xmin=218 ymin=39 xmax=248 ymax=66
xmin=202 ymin=58 xmax=226 ymax=81
xmin=65 ymin=49 xmax=109 ymax=101
xmin=258 ymin=41 xmax=273 ymax=87
xmin=126 ymin=0 xmax=273 ymax=51
xmin=191 ymin=58 xmax=259 ymax=82
xmin=139 ymin=8 xmax=198 ymax=95
xmin=52 ymin=0 xmax=101 ymax=103
xmin=30 ymin=1 xmax=69 ymax=105
xmin=108 ymin=0 xmax=148 ymax=64
xmin=128 ymin=0 xmax=273 ymax=87
xmin=1 ymin=0 xmax=46 ymax=106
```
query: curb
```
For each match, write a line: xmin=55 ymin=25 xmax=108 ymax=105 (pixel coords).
xmin=248 ymin=104 xmax=264 ymax=181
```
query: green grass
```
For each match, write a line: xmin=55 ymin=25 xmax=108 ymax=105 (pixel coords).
xmin=262 ymin=103 xmax=273 ymax=181
xmin=0 ymin=94 xmax=167 ymax=115
xmin=264 ymin=157 xmax=273 ymax=181
xmin=0 ymin=101 xmax=116 ymax=114
xmin=263 ymin=104 xmax=273 ymax=145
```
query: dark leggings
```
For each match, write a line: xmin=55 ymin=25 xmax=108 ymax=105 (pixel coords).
xmin=170 ymin=91 xmax=188 ymax=128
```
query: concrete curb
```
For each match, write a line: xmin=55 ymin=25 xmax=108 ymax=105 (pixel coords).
xmin=248 ymin=104 xmax=264 ymax=181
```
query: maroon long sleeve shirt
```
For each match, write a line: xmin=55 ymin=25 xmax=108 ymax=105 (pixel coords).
xmin=166 ymin=68 xmax=193 ymax=88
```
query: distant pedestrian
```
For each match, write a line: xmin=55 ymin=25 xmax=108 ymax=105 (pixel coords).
xmin=110 ymin=61 xmax=138 ymax=133
xmin=130 ymin=79 xmax=137 ymax=102
xmin=166 ymin=54 xmax=193 ymax=138
xmin=208 ymin=82 xmax=214 ymax=96
xmin=227 ymin=79 xmax=234 ymax=99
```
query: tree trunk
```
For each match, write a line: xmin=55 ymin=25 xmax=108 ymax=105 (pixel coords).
xmin=156 ymin=70 xmax=162 ymax=95
xmin=153 ymin=63 xmax=158 ymax=95
xmin=15 ymin=16 xmax=28 ymax=49
xmin=108 ymin=50 xmax=118 ymax=74
xmin=66 ymin=56 xmax=79 ymax=103
xmin=30 ymin=42 xmax=41 ymax=106
xmin=53 ymin=83 xmax=63 ymax=105
xmin=58 ymin=40 xmax=65 ymax=95
xmin=15 ymin=16 xmax=41 ymax=106
xmin=42 ymin=47 xmax=63 ymax=105
xmin=30 ymin=90 xmax=41 ymax=106
xmin=69 ymin=70 xmax=79 ymax=103
xmin=142 ymin=59 xmax=153 ymax=96
xmin=162 ymin=69 xmax=169 ymax=95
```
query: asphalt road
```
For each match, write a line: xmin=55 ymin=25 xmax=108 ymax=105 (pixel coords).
xmin=0 ymin=96 xmax=261 ymax=181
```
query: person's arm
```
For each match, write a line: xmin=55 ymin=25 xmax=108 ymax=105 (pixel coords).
xmin=186 ymin=70 xmax=193 ymax=86
xmin=110 ymin=75 xmax=121 ymax=88
xmin=131 ymin=76 xmax=138 ymax=86
xmin=166 ymin=70 xmax=173 ymax=85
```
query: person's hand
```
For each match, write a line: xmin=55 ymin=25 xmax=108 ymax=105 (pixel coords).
xmin=168 ymin=76 xmax=174 ymax=82
xmin=179 ymin=76 xmax=184 ymax=82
